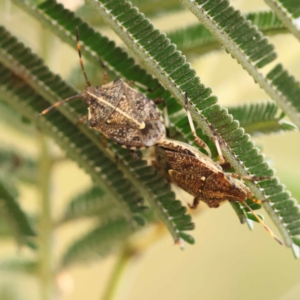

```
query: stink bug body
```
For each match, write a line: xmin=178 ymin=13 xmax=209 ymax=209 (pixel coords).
xmin=82 ymin=78 xmax=166 ymax=148
xmin=154 ymin=139 xmax=283 ymax=245
xmin=155 ymin=139 xmax=252 ymax=209
xmin=40 ymin=28 xmax=165 ymax=149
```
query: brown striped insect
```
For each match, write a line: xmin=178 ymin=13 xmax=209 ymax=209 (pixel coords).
xmin=153 ymin=94 xmax=283 ymax=245
xmin=40 ymin=29 xmax=214 ymax=157
xmin=154 ymin=138 xmax=282 ymax=245
xmin=40 ymin=28 xmax=165 ymax=150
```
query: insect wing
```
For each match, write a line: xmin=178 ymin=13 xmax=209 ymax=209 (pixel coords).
xmin=164 ymin=149 xmax=219 ymax=179
xmin=118 ymin=85 xmax=165 ymax=146
xmin=96 ymin=122 xmax=143 ymax=148
xmin=87 ymin=80 xmax=123 ymax=125
xmin=168 ymin=169 xmax=206 ymax=197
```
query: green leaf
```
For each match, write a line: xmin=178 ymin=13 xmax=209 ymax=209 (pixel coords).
xmin=0 ymin=147 xmax=38 ymax=184
xmin=228 ymin=102 xmax=297 ymax=136
xmin=85 ymin=0 xmax=299 ymax=255
xmin=58 ymin=186 xmax=122 ymax=225
xmin=5 ymin=0 xmax=300 ymax=255
xmin=0 ymin=68 xmax=142 ymax=225
xmin=265 ymin=0 xmax=300 ymax=41
xmin=0 ymin=173 xmax=36 ymax=244
xmin=13 ymin=0 xmax=158 ymax=86
xmin=131 ymin=0 xmax=183 ymax=17
xmin=0 ymin=22 xmax=194 ymax=244
xmin=179 ymin=0 xmax=300 ymax=129
xmin=61 ymin=217 xmax=134 ymax=267
xmin=76 ymin=0 xmax=183 ymax=27
xmin=0 ymin=100 xmax=35 ymax=136
xmin=245 ymin=212 xmax=264 ymax=223
xmin=267 ymin=64 xmax=300 ymax=121
xmin=180 ymin=0 xmax=277 ymax=67
xmin=246 ymin=11 xmax=287 ymax=34
xmin=168 ymin=11 xmax=287 ymax=55
xmin=272 ymin=0 xmax=300 ymax=18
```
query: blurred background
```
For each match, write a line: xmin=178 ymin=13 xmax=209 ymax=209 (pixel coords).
xmin=1 ymin=0 xmax=300 ymax=299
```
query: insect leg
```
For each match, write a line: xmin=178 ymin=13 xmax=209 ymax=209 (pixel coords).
xmin=101 ymin=135 xmax=107 ymax=148
xmin=229 ymin=173 xmax=270 ymax=182
xmin=227 ymin=173 xmax=270 ymax=203
xmin=188 ymin=197 xmax=200 ymax=209
xmin=184 ymin=93 xmax=212 ymax=157
xmin=228 ymin=173 xmax=271 ymax=195
xmin=77 ymin=114 xmax=88 ymax=125
xmin=213 ymin=135 xmax=225 ymax=164
xmin=153 ymin=98 xmax=165 ymax=105
xmin=153 ymin=98 xmax=170 ymax=130
xmin=129 ymin=149 xmax=141 ymax=160
xmin=250 ymin=197 xmax=263 ymax=204
xmin=100 ymin=61 xmax=109 ymax=85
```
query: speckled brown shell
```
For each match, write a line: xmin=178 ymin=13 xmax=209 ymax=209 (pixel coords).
xmin=82 ymin=79 xmax=165 ymax=148
xmin=155 ymin=140 xmax=253 ymax=208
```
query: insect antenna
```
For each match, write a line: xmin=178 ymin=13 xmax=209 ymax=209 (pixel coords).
xmin=40 ymin=28 xmax=91 ymax=116
xmin=241 ymin=200 xmax=283 ymax=245
xmin=76 ymin=27 xmax=91 ymax=87
xmin=39 ymin=95 xmax=82 ymax=116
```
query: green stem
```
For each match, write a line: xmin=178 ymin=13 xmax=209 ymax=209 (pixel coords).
xmin=101 ymin=248 xmax=134 ymax=300
xmin=38 ymin=133 xmax=53 ymax=300
xmin=264 ymin=0 xmax=300 ymax=42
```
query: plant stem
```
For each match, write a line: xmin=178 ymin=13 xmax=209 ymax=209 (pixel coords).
xmin=101 ymin=248 xmax=134 ymax=300
xmin=38 ymin=133 xmax=53 ymax=300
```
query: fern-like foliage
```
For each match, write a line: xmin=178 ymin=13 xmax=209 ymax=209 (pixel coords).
xmin=16 ymin=0 xmax=196 ymax=243
xmin=0 ymin=40 xmax=145 ymax=224
xmin=0 ymin=1 xmax=300 ymax=298
xmin=0 ymin=100 xmax=35 ymax=136
xmin=274 ymin=0 xmax=300 ymax=17
xmin=76 ymin=0 xmax=183 ymax=26
xmin=264 ymin=0 xmax=300 ymax=41
xmin=84 ymin=0 xmax=300 ymax=254
xmin=246 ymin=11 xmax=287 ymax=34
xmin=0 ymin=147 xmax=38 ymax=184
xmin=61 ymin=217 xmax=134 ymax=267
xmin=0 ymin=173 xmax=35 ymax=244
xmin=0 ymin=20 xmax=194 ymax=245
xmin=178 ymin=0 xmax=300 ymax=129
xmin=58 ymin=186 xmax=121 ymax=224
xmin=1 ymin=0 xmax=299 ymax=258
xmin=168 ymin=11 xmax=287 ymax=55
xmin=228 ymin=102 xmax=296 ymax=136
xmin=131 ymin=0 xmax=183 ymax=16
xmin=14 ymin=0 xmax=159 ymax=87
xmin=181 ymin=0 xmax=277 ymax=67
xmin=267 ymin=64 xmax=300 ymax=116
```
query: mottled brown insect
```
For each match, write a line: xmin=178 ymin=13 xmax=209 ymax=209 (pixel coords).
xmin=81 ymin=78 xmax=165 ymax=148
xmin=40 ymin=28 xmax=165 ymax=149
xmin=155 ymin=139 xmax=283 ymax=245
xmin=155 ymin=140 xmax=252 ymax=208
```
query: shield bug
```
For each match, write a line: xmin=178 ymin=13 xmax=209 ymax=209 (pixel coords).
xmin=154 ymin=139 xmax=283 ymax=245
xmin=40 ymin=28 xmax=165 ymax=149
